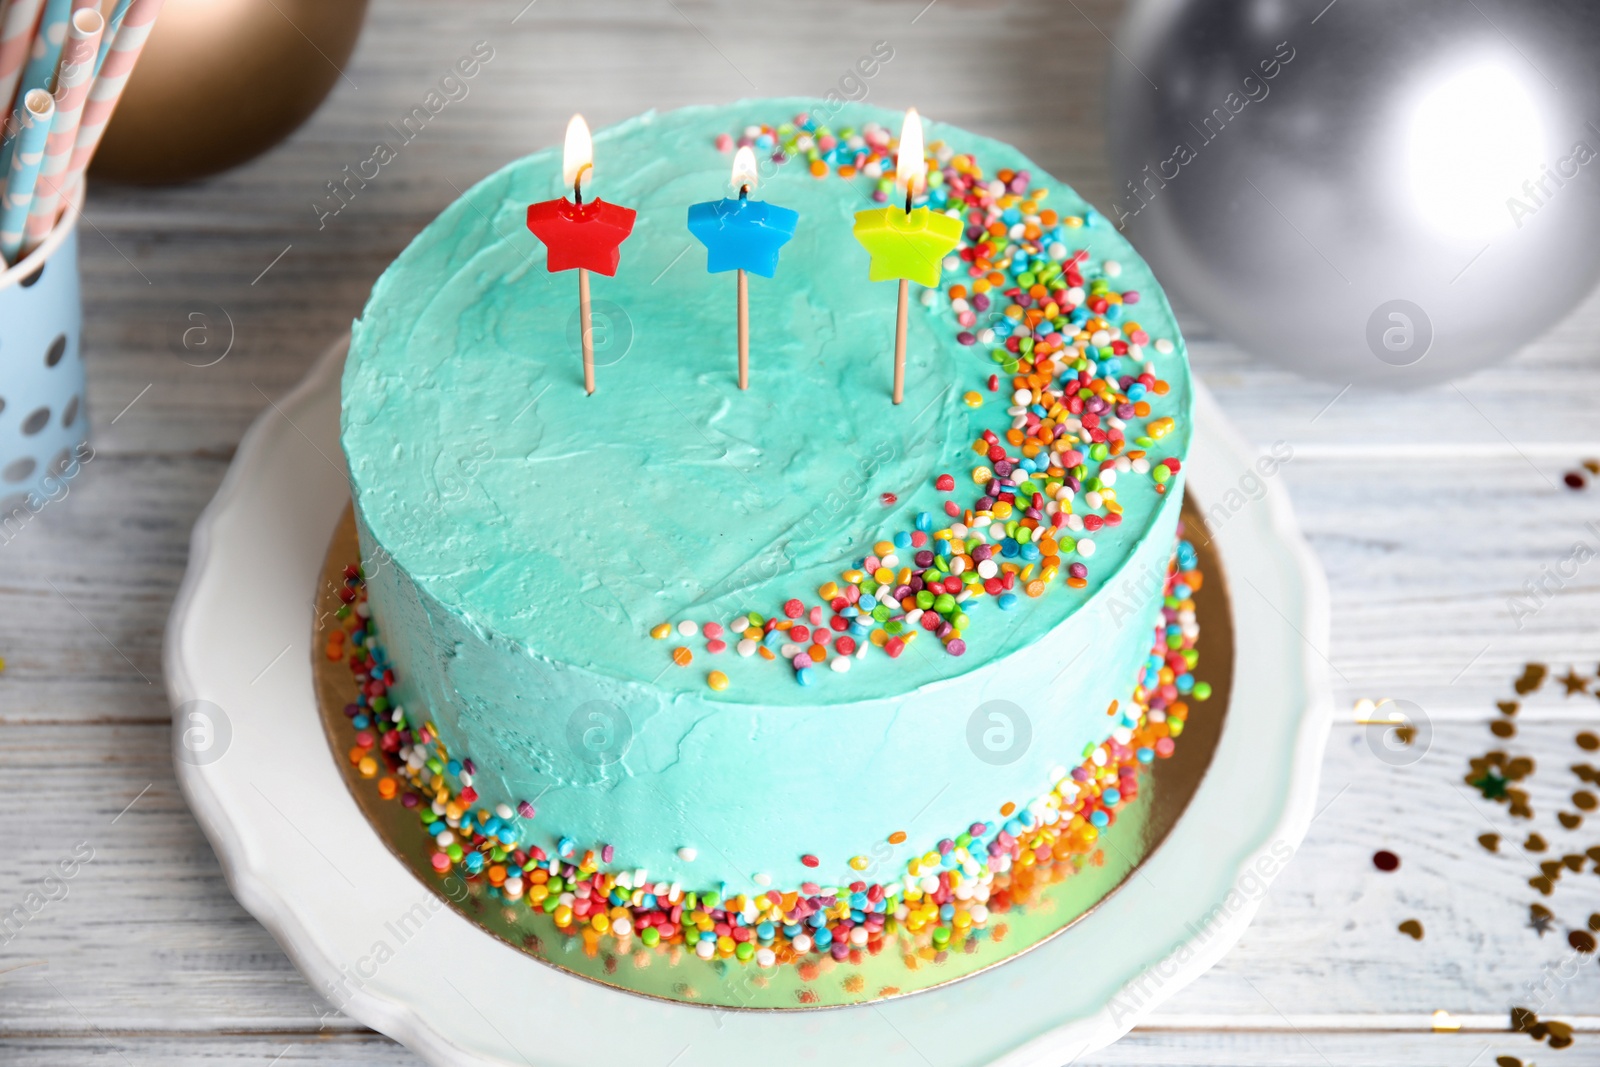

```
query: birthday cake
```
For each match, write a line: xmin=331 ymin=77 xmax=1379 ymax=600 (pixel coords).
xmin=337 ymin=99 xmax=1201 ymax=975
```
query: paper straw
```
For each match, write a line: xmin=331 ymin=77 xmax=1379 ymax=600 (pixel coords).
xmin=0 ymin=86 xmax=52 ymax=262
xmin=92 ymin=0 xmax=131 ymax=76
xmin=18 ymin=5 xmax=96 ymax=253
xmin=62 ymin=0 xmax=160 ymax=186
xmin=0 ymin=0 xmax=43 ymax=125
xmin=13 ymin=0 xmax=69 ymax=97
xmin=0 ymin=0 xmax=65 ymax=174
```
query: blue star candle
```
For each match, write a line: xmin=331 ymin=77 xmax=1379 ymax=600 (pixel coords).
xmin=687 ymin=146 xmax=799 ymax=390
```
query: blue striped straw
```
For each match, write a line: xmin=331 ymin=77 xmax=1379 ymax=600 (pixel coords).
xmin=0 ymin=87 xmax=53 ymax=264
xmin=14 ymin=0 xmax=69 ymax=94
xmin=92 ymin=0 xmax=132 ymax=77
xmin=0 ymin=0 xmax=67 ymax=178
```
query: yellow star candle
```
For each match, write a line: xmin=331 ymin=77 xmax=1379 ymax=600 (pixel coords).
xmin=852 ymin=107 xmax=962 ymax=404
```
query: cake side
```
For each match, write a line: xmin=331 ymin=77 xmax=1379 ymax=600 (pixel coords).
xmin=324 ymin=525 xmax=1209 ymax=979
xmin=355 ymin=480 xmax=1181 ymax=890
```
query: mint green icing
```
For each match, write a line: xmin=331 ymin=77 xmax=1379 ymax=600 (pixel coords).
xmin=342 ymin=100 xmax=1192 ymax=891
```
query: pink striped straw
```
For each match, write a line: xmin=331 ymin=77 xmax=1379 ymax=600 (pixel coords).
xmin=61 ymin=0 xmax=160 ymax=189
xmin=19 ymin=5 xmax=98 ymax=253
xmin=0 ymin=0 xmax=45 ymax=125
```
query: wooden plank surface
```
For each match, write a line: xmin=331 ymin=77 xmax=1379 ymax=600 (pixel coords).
xmin=3 ymin=0 xmax=1600 ymax=1062
xmin=0 ymin=1030 xmax=1574 ymax=1067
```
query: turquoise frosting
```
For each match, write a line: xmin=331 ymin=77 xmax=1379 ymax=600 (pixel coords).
xmin=342 ymin=100 xmax=1192 ymax=891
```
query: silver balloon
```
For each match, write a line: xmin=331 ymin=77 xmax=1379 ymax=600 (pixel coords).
xmin=1106 ymin=0 xmax=1600 ymax=386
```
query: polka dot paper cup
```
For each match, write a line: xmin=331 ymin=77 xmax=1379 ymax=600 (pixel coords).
xmin=0 ymin=189 xmax=88 ymax=524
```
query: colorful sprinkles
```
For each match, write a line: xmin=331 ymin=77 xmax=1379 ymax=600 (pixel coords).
xmin=648 ymin=113 xmax=1185 ymax=687
xmin=327 ymin=532 xmax=1209 ymax=971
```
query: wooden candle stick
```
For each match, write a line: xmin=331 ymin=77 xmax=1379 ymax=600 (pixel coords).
xmin=893 ymin=278 xmax=909 ymax=405
xmin=578 ymin=267 xmax=595 ymax=395
xmin=737 ymin=268 xmax=749 ymax=390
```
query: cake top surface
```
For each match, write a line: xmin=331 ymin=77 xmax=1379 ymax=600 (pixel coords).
xmin=342 ymin=99 xmax=1192 ymax=705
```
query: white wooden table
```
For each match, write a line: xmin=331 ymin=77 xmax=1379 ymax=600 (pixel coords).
xmin=4 ymin=0 xmax=1599 ymax=1062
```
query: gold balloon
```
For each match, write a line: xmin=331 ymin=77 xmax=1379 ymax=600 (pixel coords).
xmin=90 ymin=0 xmax=369 ymax=185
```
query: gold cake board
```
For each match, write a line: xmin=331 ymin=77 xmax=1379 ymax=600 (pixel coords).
xmin=312 ymin=498 xmax=1232 ymax=1010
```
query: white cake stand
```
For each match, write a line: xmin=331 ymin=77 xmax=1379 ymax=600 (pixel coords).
xmin=166 ymin=337 xmax=1332 ymax=1067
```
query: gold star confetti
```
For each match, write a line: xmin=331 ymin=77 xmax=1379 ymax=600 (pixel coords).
xmin=1558 ymin=668 xmax=1590 ymax=696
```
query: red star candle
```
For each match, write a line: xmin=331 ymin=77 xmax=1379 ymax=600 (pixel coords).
xmin=687 ymin=146 xmax=799 ymax=390
xmin=526 ymin=114 xmax=637 ymax=395
xmin=852 ymin=108 xmax=962 ymax=405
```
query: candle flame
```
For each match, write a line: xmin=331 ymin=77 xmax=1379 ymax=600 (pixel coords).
xmin=895 ymin=107 xmax=926 ymax=204
xmin=731 ymin=145 xmax=759 ymax=195
xmin=563 ymin=114 xmax=594 ymax=193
